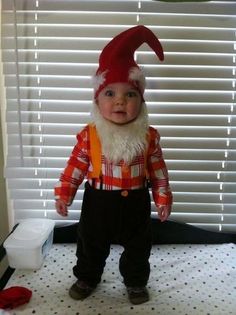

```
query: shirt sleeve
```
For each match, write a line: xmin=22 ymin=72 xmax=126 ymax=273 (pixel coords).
xmin=147 ymin=127 xmax=173 ymax=207
xmin=54 ymin=126 xmax=90 ymax=206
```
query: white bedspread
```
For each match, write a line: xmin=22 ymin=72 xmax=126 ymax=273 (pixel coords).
xmin=5 ymin=243 xmax=236 ymax=315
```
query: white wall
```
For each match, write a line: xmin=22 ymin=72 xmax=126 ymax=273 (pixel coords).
xmin=0 ymin=3 xmax=10 ymax=278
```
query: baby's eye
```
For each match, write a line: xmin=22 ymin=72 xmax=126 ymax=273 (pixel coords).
xmin=105 ymin=90 xmax=114 ymax=97
xmin=127 ymin=91 xmax=138 ymax=97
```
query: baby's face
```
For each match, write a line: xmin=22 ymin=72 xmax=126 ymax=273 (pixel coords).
xmin=96 ymin=83 xmax=142 ymax=125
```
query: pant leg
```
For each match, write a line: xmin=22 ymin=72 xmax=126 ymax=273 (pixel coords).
xmin=73 ymin=184 xmax=111 ymax=287
xmin=118 ymin=188 xmax=152 ymax=287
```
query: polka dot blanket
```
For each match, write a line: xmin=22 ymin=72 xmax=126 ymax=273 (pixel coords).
xmin=4 ymin=243 xmax=236 ymax=315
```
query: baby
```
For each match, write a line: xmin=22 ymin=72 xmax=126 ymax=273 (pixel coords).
xmin=55 ymin=25 xmax=173 ymax=305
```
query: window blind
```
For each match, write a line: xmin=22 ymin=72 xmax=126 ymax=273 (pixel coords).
xmin=1 ymin=0 xmax=236 ymax=232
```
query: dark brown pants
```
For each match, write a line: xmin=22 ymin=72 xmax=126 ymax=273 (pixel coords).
xmin=73 ymin=182 xmax=152 ymax=287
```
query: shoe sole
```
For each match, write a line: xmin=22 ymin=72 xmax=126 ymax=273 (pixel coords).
xmin=69 ymin=283 xmax=94 ymax=300
xmin=127 ymin=287 xmax=149 ymax=305
xmin=129 ymin=295 xmax=149 ymax=305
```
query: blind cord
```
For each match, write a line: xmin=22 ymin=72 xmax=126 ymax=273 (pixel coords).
xmin=13 ymin=0 xmax=24 ymax=166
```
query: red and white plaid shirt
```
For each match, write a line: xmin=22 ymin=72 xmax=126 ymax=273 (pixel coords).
xmin=54 ymin=125 xmax=172 ymax=207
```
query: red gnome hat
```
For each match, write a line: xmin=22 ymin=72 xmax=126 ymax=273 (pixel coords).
xmin=93 ymin=25 xmax=164 ymax=100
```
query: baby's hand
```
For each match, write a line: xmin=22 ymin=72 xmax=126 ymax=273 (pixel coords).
xmin=157 ymin=205 xmax=171 ymax=222
xmin=55 ymin=199 xmax=68 ymax=217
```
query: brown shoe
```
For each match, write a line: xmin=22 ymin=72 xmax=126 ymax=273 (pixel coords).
xmin=127 ymin=286 xmax=149 ymax=305
xmin=69 ymin=280 xmax=95 ymax=300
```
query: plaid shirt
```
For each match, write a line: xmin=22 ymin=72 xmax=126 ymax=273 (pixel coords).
xmin=54 ymin=125 xmax=172 ymax=207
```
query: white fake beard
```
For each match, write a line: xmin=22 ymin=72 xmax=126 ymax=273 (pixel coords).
xmin=91 ymin=103 xmax=149 ymax=165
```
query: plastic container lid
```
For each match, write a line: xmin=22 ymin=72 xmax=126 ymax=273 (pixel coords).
xmin=4 ymin=219 xmax=55 ymax=249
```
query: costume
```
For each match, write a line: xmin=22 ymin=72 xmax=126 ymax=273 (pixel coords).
xmin=54 ymin=25 xmax=173 ymax=293
xmin=54 ymin=123 xmax=172 ymax=287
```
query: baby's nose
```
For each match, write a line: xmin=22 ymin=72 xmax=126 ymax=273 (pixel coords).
xmin=115 ymin=94 xmax=126 ymax=105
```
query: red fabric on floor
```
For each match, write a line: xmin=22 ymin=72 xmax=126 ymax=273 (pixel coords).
xmin=0 ymin=286 xmax=32 ymax=309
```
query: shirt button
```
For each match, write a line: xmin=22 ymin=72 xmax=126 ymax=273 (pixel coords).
xmin=121 ymin=190 xmax=129 ymax=197
xmin=122 ymin=165 xmax=130 ymax=173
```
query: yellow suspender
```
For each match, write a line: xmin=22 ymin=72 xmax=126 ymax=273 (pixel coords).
xmin=88 ymin=124 xmax=102 ymax=178
xmin=88 ymin=123 xmax=150 ymax=179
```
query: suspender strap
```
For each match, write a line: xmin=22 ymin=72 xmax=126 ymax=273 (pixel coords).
xmin=88 ymin=124 xmax=102 ymax=179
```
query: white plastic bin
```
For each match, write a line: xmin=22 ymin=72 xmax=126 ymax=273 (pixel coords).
xmin=4 ymin=218 xmax=55 ymax=269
